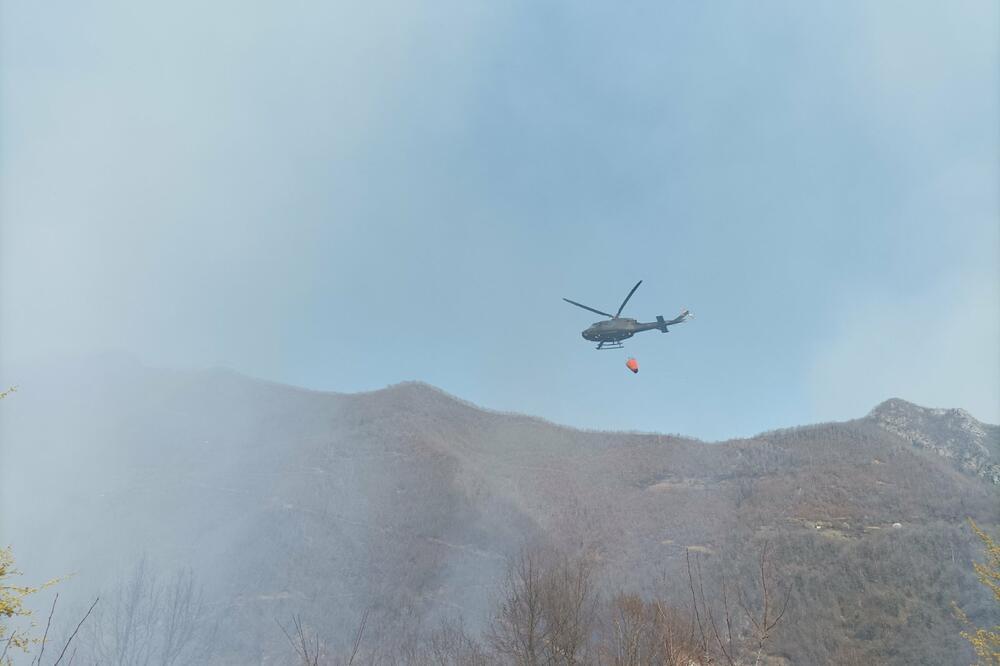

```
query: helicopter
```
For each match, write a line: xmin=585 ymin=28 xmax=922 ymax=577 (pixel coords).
xmin=563 ymin=280 xmax=692 ymax=350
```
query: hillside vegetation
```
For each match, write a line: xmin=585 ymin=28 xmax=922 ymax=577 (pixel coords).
xmin=1 ymin=357 xmax=997 ymax=664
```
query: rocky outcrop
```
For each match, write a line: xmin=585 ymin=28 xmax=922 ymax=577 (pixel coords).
xmin=869 ymin=398 xmax=1000 ymax=484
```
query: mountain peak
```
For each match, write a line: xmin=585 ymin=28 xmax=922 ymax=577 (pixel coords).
xmin=868 ymin=398 xmax=999 ymax=484
xmin=869 ymin=397 xmax=976 ymax=422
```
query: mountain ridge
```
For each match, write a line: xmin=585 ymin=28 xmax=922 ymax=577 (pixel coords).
xmin=1 ymin=360 xmax=997 ymax=664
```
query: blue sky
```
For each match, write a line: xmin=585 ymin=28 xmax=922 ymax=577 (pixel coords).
xmin=2 ymin=1 xmax=997 ymax=439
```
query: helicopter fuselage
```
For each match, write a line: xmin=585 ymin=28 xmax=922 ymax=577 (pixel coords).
xmin=582 ymin=318 xmax=665 ymax=343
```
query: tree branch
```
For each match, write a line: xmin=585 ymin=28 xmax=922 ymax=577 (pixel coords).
xmin=53 ymin=597 xmax=99 ymax=666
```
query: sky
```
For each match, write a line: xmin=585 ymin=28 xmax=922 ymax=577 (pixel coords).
xmin=1 ymin=1 xmax=997 ymax=440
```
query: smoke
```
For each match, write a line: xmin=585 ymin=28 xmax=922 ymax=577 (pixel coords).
xmin=809 ymin=270 xmax=1000 ymax=424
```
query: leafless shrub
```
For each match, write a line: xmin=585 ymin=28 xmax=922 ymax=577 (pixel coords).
xmin=278 ymin=615 xmax=326 ymax=666
xmin=279 ymin=607 xmax=378 ymax=666
xmin=280 ymin=540 xmax=796 ymax=666
xmin=597 ymin=593 xmax=700 ymax=666
xmin=405 ymin=617 xmax=490 ymax=666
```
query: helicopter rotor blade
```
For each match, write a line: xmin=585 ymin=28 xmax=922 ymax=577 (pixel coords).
xmin=562 ymin=298 xmax=614 ymax=318
xmin=615 ymin=280 xmax=643 ymax=318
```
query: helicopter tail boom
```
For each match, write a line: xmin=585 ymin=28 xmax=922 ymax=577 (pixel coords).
xmin=655 ymin=309 xmax=692 ymax=332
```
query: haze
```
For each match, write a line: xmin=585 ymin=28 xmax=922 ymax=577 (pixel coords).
xmin=2 ymin=5 xmax=1000 ymax=664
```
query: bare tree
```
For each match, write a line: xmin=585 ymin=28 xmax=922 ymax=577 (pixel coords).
xmin=686 ymin=542 xmax=791 ymax=666
xmin=278 ymin=615 xmax=326 ymax=666
xmin=15 ymin=594 xmax=99 ymax=666
xmin=489 ymin=548 xmax=549 ymax=666
xmin=488 ymin=547 xmax=597 ymax=666
xmin=541 ymin=554 xmax=596 ymax=666
xmin=602 ymin=594 xmax=652 ymax=666
xmin=598 ymin=594 xmax=700 ymax=666
xmin=735 ymin=542 xmax=791 ymax=666
xmin=280 ymin=607 xmax=378 ymax=666
xmin=651 ymin=599 xmax=701 ymax=666
xmin=78 ymin=558 xmax=210 ymax=666
xmin=692 ymin=553 xmax=739 ymax=666
xmin=403 ymin=617 xmax=489 ymax=666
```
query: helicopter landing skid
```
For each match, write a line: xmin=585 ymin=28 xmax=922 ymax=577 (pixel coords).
xmin=596 ymin=341 xmax=625 ymax=350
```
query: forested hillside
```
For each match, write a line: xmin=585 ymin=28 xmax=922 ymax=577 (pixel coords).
xmin=1 ymin=357 xmax=997 ymax=664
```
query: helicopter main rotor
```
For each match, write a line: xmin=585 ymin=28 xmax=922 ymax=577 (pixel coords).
xmin=562 ymin=280 xmax=643 ymax=320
